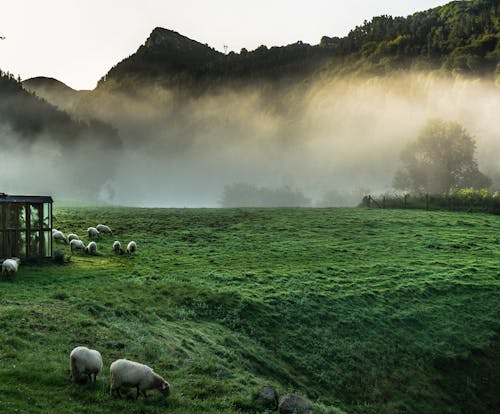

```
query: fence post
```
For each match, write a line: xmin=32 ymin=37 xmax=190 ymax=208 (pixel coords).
xmin=404 ymin=194 xmax=408 ymax=209
xmin=426 ymin=193 xmax=429 ymax=211
xmin=383 ymin=196 xmax=386 ymax=209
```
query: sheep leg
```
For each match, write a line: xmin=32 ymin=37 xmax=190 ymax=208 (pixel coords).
xmin=110 ymin=387 xmax=121 ymax=397
xmin=136 ymin=387 xmax=141 ymax=399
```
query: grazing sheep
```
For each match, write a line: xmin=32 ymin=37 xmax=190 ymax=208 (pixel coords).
xmin=87 ymin=227 xmax=100 ymax=239
xmin=53 ymin=230 xmax=68 ymax=244
xmin=113 ymin=240 xmax=124 ymax=255
xmin=126 ymin=241 xmax=137 ymax=254
xmin=70 ymin=346 xmax=103 ymax=383
xmin=96 ymin=224 xmax=113 ymax=236
xmin=110 ymin=359 xmax=170 ymax=399
xmin=67 ymin=233 xmax=80 ymax=242
xmin=70 ymin=239 xmax=85 ymax=253
xmin=2 ymin=258 xmax=20 ymax=275
xmin=85 ymin=241 xmax=97 ymax=255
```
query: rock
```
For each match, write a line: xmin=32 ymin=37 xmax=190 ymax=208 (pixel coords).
xmin=278 ymin=394 xmax=313 ymax=414
xmin=256 ymin=386 xmax=278 ymax=408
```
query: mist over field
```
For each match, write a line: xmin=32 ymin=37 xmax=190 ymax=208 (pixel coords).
xmin=1 ymin=71 xmax=498 ymax=206
xmin=70 ymin=73 xmax=500 ymax=206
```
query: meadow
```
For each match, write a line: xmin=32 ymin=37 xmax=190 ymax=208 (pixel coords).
xmin=0 ymin=207 xmax=498 ymax=413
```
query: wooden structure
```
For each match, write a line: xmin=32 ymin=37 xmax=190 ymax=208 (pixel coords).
xmin=0 ymin=194 xmax=53 ymax=259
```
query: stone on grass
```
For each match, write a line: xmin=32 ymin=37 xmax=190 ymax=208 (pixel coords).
xmin=278 ymin=393 xmax=313 ymax=414
xmin=256 ymin=386 xmax=278 ymax=408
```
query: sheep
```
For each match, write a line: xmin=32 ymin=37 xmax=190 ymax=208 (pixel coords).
xmin=2 ymin=258 xmax=20 ymax=275
xmin=87 ymin=227 xmax=100 ymax=239
xmin=113 ymin=240 xmax=124 ymax=255
xmin=96 ymin=224 xmax=113 ymax=236
xmin=52 ymin=230 xmax=68 ymax=244
xmin=69 ymin=346 xmax=103 ymax=384
xmin=70 ymin=239 xmax=85 ymax=253
xmin=85 ymin=241 xmax=97 ymax=255
xmin=126 ymin=241 xmax=137 ymax=254
xmin=110 ymin=359 xmax=170 ymax=399
xmin=67 ymin=233 xmax=80 ymax=242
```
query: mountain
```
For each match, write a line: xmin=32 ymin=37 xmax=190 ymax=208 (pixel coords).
xmin=97 ymin=27 xmax=224 ymax=92
xmin=22 ymin=76 xmax=88 ymax=111
xmin=93 ymin=0 xmax=499 ymax=92
xmin=0 ymin=70 xmax=121 ymax=198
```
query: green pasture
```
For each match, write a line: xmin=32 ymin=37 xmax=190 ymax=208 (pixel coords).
xmin=0 ymin=207 xmax=498 ymax=413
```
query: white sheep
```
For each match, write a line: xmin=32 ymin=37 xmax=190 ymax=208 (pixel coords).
xmin=70 ymin=346 xmax=103 ymax=383
xmin=2 ymin=258 xmax=20 ymax=275
xmin=67 ymin=233 xmax=80 ymax=242
xmin=70 ymin=239 xmax=85 ymax=253
xmin=126 ymin=241 xmax=137 ymax=254
xmin=110 ymin=359 xmax=170 ymax=399
xmin=87 ymin=227 xmax=100 ymax=239
xmin=85 ymin=241 xmax=97 ymax=255
xmin=113 ymin=240 xmax=124 ymax=254
xmin=96 ymin=224 xmax=113 ymax=236
xmin=52 ymin=230 xmax=68 ymax=244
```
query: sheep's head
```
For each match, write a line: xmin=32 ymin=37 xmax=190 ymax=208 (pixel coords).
xmin=159 ymin=380 xmax=170 ymax=397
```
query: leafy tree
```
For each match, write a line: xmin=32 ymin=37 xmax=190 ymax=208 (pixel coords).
xmin=393 ymin=119 xmax=491 ymax=193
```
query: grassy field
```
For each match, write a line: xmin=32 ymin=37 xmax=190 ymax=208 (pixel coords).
xmin=0 ymin=207 xmax=498 ymax=413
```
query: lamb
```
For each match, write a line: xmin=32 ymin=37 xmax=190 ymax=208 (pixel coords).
xmin=2 ymin=258 xmax=20 ymax=275
xmin=87 ymin=227 xmax=100 ymax=239
xmin=110 ymin=359 xmax=170 ymax=399
xmin=70 ymin=239 xmax=85 ymax=253
xmin=126 ymin=241 xmax=137 ymax=254
xmin=52 ymin=230 xmax=68 ymax=244
xmin=96 ymin=224 xmax=113 ymax=236
xmin=113 ymin=240 xmax=124 ymax=254
xmin=67 ymin=233 xmax=80 ymax=242
xmin=85 ymin=241 xmax=97 ymax=255
xmin=69 ymin=346 xmax=103 ymax=383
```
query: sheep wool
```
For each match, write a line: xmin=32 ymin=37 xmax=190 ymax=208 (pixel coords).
xmin=85 ymin=241 xmax=97 ymax=255
xmin=2 ymin=258 xmax=20 ymax=274
xmin=126 ymin=241 xmax=137 ymax=254
xmin=70 ymin=346 xmax=103 ymax=383
xmin=110 ymin=359 xmax=170 ymax=399
xmin=70 ymin=239 xmax=85 ymax=253
xmin=96 ymin=224 xmax=113 ymax=236
xmin=113 ymin=240 xmax=124 ymax=254
xmin=87 ymin=227 xmax=100 ymax=239
xmin=67 ymin=233 xmax=80 ymax=242
xmin=53 ymin=230 xmax=68 ymax=244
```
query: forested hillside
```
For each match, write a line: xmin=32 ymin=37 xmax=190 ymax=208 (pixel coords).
xmin=0 ymin=71 xmax=119 ymax=148
xmin=96 ymin=0 xmax=499 ymax=92
xmin=0 ymin=71 xmax=121 ymax=199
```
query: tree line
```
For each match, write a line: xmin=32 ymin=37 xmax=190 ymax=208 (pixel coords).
xmin=97 ymin=0 xmax=499 ymax=91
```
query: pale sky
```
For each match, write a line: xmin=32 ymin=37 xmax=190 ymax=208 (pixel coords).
xmin=0 ymin=0 xmax=450 ymax=90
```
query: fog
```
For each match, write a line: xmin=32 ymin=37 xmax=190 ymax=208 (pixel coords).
xmin=4 ymin=72 xmax=500 ymax=207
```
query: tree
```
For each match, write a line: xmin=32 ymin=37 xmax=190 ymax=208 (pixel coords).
xmin=393 ymin=119 xmax=491 ymax=193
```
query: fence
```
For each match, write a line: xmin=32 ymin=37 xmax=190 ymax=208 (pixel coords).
xmin=361 ymin=191 xmax=500 ymax=215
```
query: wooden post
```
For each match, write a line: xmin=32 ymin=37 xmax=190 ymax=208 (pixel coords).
xmin=426 ymin=194 xmax=429 ymax=211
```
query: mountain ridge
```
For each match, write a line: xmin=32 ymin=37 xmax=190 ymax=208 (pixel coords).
xmin=92 ymin=0 xmax=499 ymax=92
